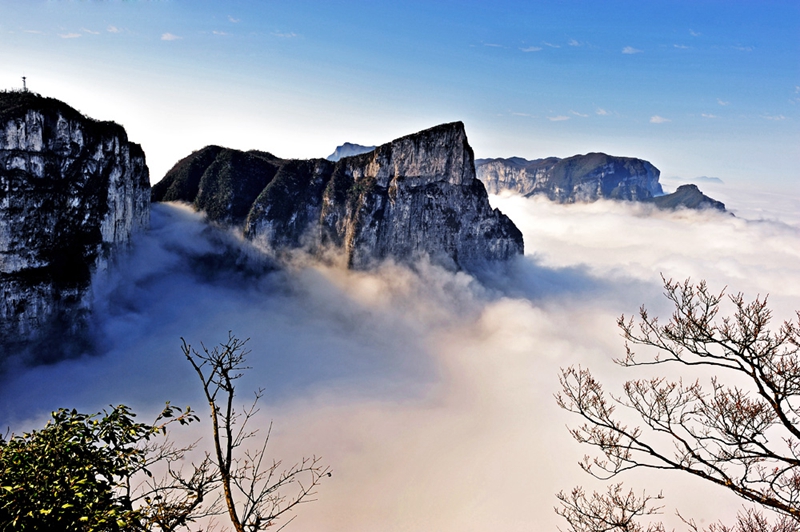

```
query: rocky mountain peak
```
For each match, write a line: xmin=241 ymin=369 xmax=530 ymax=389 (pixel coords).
xmin=0 ymin=91 xmax=150 ymax=363
xmin=154 ymin=121 xmax=523 ymax=271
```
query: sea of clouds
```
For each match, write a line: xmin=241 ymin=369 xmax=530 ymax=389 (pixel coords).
xmin=1 ymin=182 xmax=799 ymax=530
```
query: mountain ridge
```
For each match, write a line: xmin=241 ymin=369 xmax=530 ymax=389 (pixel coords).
xmin=154 ymin=122 xmax=524 ymax=271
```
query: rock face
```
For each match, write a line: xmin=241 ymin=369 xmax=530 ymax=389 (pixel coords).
xmin=153 ymin=122 xmax=523 ymax=270
xmin=476 ymin=153 xmax=663 ymax=202
xmin=0 ymin=91 xmax=150 ymax=360
xmin=326 ymin=142 xmax=376 ymax=162
xmin=645 ymin=184 xmax=725 ymax=211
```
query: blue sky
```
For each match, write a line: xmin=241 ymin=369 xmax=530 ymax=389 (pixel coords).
xmin=0 ymin=0 xmax=797 ymax=188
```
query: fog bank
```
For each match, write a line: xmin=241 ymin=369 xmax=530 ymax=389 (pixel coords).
xmin=2 ymin=188 xmax=799 ymax=530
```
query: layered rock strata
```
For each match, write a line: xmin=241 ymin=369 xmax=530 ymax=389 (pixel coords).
xmin=0 ymin=91 xmax=150 ymax=360
xmin=476 ymin=153 xmax=663 ymax=202
xmin=153 ymin=122 xmax=523 ymax=270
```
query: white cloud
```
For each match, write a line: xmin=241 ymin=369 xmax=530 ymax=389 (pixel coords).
xmin=596 ymin=108 xmax=610 ymax=116
xmin=5 ymin=190 xmax=800 ymax=531
xmin=701 ymin=113 xmax=718 ymax=119
xmin=228 ymin=15 xmax=240 ymax=23
xmin=161 ymin=33 xmax=182 ymax=41
xmin=689 ymin=29 xmax=701 ymax=37
xmin=543 ymin=42 xmax=560 ymax=48
xmin=717 ymin=99 xmax=730 ymax=106
xmin=273 ymin=31 xmax=298 ymax=38
xmin=483 ymin=42 xmax=503 ymax=48
xmin=520 ymin=46 xmax=542 ymax=52
xmin=567 ymin=39 xmax=581 ymax=47
xmin=212 ymin=31 xmax=228 ymax=36
xmin=548 ymin=115 xmax=570 ymax=122
xmin=107 ymin=25 xmax=120 ymax=33
xmin=622 ymin=46 xmax=642 ymax=54
xmin=24 ymin=30 xmax=44 ymax=34
xmin=733 ymin=45 xmax=753 ymax=52
xmin=511 ymin=112 xmax=535 ymax=118
xmin=762 ymin=114 xmax=786 ymax=121
xmin=58 ymin=33 xmax=82 ymax=39
xmin=570 ymin=110 xmax=588 ymax=118
xmin=82 ymin=28 xmax=100 ymax=35
xmin=673 ymin=44 xmax=690 ymax=49
xmin=650 ymin=115 xmax=671 ymax=123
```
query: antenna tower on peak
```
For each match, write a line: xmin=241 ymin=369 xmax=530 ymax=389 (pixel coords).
xmin=22 ymin=76 xmax=27 ymax=92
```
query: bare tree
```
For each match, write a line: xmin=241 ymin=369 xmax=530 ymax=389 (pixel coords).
xmin=183 ymin=333 xmax=330 ymax=532
xmin=556 ymin=277 xmax=800 ymax=531
xmin=556 ymin=484 xmax=665 ymax=532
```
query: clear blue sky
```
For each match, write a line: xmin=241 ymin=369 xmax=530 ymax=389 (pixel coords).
xmin=0 ymin=0 xmax=797 ymax=188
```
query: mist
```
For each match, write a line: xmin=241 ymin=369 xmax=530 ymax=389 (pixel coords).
xmin=2 ymin=186 xmax=799 ymax=530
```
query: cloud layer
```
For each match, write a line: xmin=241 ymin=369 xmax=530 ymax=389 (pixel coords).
xmin=2 ymin=187 xmax=799 ymax=530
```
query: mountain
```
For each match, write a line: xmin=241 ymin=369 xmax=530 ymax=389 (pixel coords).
xmin=326 ymin=142 xmax=376 ymax=162
xmin=476 ymin=153 xmax=663 ymax=202
xmin=644 ymin=184 xmax=725 ymax=211
xmin=0 ymin=91 xmax=150 ymax=362
xmin=153 ymin=122 xmax=523 ymax=270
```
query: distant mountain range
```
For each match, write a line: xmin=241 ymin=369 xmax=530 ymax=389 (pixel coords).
xmin=326 ymin=142 xmax=376 ymax=162
xmin=475 ymin=155 xmax=725 ymax=212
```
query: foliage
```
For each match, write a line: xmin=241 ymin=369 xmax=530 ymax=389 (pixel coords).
xmin=556 ymin=277 xmax=800 ymax=531
xmin=1 ymin=332 xmax=327 ymax=531
xmin=183 ymin=333 xmax=330 ymax=532
xmin=0 ymin=403 xmax=198 ymax=531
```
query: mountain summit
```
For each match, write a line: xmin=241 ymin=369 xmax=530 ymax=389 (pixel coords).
xmin=0 ymin=91 xmax=150 ymax=361
xmin=154 ymin=122 xmax=523 ymax=270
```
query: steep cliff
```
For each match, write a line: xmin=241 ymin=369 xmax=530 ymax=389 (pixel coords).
xmin=154 ymin=122 xmax=523 ymax=270
xmin=0 ymin=91 xmax=150 ymax=360
xmin=476 ymin=153 xmax=663 ymax=202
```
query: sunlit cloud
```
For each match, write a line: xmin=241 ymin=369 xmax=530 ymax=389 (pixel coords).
xmin=107 ymin=25 xmax=121 ymax=33
xmin=212 ymin=31 xmax=228 ymax=36
xmin=58 ymin=33 xmax=82 ymax=39
xmin=82 ymin=28 xmax=100 ymax=35
xmin=622 ymin=46 xmax=642 ymax=54
xmin=689 ymin=29 xmax=701 ymax=37
xmin=762 ymin=114 xmax=786 ymax=121
xmin=596 ymin=108 xmax=610 ymax=116
xmin=520 ymin=46 xmax=542 ymax=52
xmin=511 ymin=112 xmax=535 ymax=117
xmin=701 ymin=113 xmax=718 ymax=119
xmin=23 ymin=30 xmax=44 ymax=34
xmin=717 ymin=99 xmax=730 ymax=106
xmin=570 ymin=110 xmax=588 ymax=118
xmin=733 ymin=45 xmax=753 ymax=52
xmin=548 ymin=115 xmax=570 ymax=121
xmin=543 ymin=42 xmax=560 ymax=48
xmin=273 ymin=31 xmax=298 ymax=38
xmin=5 ymin=190 xmax=800 ymax=531
xmin=567 ymin=39 xmax=581 ymax=47
xmin=228 ymin=15 xmax=240 ymax=23
xmin=650 ymin=115 xmax=671 ymax=123
xmin=161 ymin=33 xmax=182 ymax=41
xmin=673 ymin=44 xmax=690 ymax=49
xmin=483 ymin=42 xmax=503 ymax=48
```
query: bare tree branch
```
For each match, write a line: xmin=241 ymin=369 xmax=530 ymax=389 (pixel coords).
xmin=556 ymin=277 xmax=800 ymax=530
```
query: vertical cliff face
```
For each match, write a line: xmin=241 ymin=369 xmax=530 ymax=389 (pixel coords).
xmin=0 ymin=92 xmax=150 ymax=360
xmin=244 ymin=122 xmax=524 ymax=269
xmin=154 ymin=122 xmax=523 ymax=271
xmin=477 ymin=153 xmax=663 ymax=201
